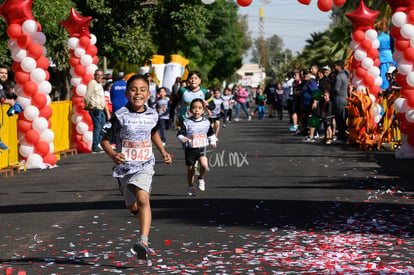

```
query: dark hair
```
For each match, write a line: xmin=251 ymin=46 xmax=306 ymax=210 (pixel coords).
xmin=334 ymin=60 xmax=344 ymax=68
xmin=157 ymin=87 xmax=167 ymax=93
xmin=126 ymin=74 xmax=149 ymax=89
xmin=190 ymin=98 xmax=204 ymax=108
xmin=187 ymin=70 xmax=202 ymax=80
xmin=4 ymin=79 xmax=15 ymax=90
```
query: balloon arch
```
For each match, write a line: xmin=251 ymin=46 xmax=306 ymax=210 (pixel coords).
xmin=0 ymin=0 xmax=413 ymax=169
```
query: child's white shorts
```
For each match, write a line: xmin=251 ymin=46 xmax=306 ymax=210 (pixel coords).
xmin=118 ymin=169 xmax=155 ymax=206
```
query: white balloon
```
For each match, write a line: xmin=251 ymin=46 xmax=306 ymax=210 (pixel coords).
xmin=17 ymin=96 xmax=32 ymax=109
xmin=22 ymin=20 xmax=38 ymax=34
xmin=374 ymin=76 xmax=383 ymax=86
xmin=19 ymin=143 xmax=34 ymax=157
xmin=76 ymin=84 xmax=87 ymax=96
xmin=14 ymin=85 xmax=24 ymax=97
xmin=374 ymin=114 xmax=381 ymax=123
xmin=21 ymin=57 xmax=37 ymax=72
xmin=365 ymin=29 xmax=377 ymax=41
xmin=368 ymin=66 xmax=380 ymax=77
xmin=361 ymin=57 xmax=374 ymax=69
xmin=46 ymin=95 xmax=51 ymax=105
xmin=90 ymin=34 xmax=97 ymax=45
xmin=371 ymin=39 xmax=380 ymax=49
xmin=356 ymin=85 xmax=366 ymax=92
xmin=401 ymin=23 xmax=414 ymax=39
xmin=71 ymin=114 xmax=83 ymax=124
xmin=32 ymin=117 xmax=48 ymax=133
xmin=393 ymin=50 xmax=404 ymax=62
xmin=398 ymin=61 xmax=413 ymax=75
xmin=24 ymin=105 xmax=40 ymax=121
xmin=86 ymin=64 xmax=98 ymax=75
xmin=394 ymin=98 xmax=409 ymax=113
xmin=30 ymin=68 xmax=46 ymax=83
xmin=201 ymin=0 xmax=215 ymax=3
xmin=31 ymin=32 xmax=46 ymax=45
xmin=26 ymin=153 xmax=43 ymax=169
xmin=74 ymin=47 xmax=86 ymax=58
xmin=407 ymin=71 xmax=414 ymax=87
xmin=40 ymin=129 xmax=54 ymax=143
xmin=406 ymin=109 xmax=414 ymax=123
xmin=352 ymin=78 xmax=362 ymax=87
xmin=76 ymin=122 xmax=88 ymax=134
xmin=80 ymin=54 xmax=93 ymax=66
xmin=350 ymin=41 xmax=359 ymax=51
xmin=42 ymin=46 xmax=47 ymax=56
xmin=392 ymin=11 xmax=407 ymax=27
xmin=12 ymin=49 xmax=27 ymax=62
xmin=369 ymin=94 xmax=376 ymax=103
xmin=69 ymin=67 xmax=76 ymax=76
xmin=38 ymin=81 xmax=52 ymax=95
xmin=354 ymin=49 xmax=367 ymax=61
xmin=68 ymin=37 xmax=79 ymax=49
xmin=82 ymin=131 xmax=93 ymax=144
xmin=70 ymin=77 xmax=82 ymax=87
xmin=49 ymin=142 xmax=55 ymax=153
xmin=8 ymin=39 xmax=18 ymax=51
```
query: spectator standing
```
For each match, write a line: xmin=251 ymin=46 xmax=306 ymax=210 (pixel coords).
xmin=110 ymin=72 xmax=128 ymax=113
xmin=255 ymin=86 xmax=266 ymax=120
xmin=264 ymin=80 xmax=277 ymax=118
xmin=332 ymin=60 xmax=350 ymax=143
xmin=234 ymin=84 xmax=251 ymax=122
xmin=275 ymin=82 xmax=284 ymax=120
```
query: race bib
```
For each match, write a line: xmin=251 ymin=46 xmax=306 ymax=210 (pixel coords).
xmin=122 ymin=140 xmax=152 ymax=162
xmin=191 ymin=133 xmax=207 ymax=148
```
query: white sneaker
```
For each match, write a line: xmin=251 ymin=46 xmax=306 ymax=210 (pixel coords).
xmin=187 ymin=186 xmax=196 ymax=196
xmin=234 ymin=118 xmax=240 ymax=122
xmin=198 ymin=178 xmax=206 ymax=191
xmin=248 ymin=116 xmax=252 ymax=121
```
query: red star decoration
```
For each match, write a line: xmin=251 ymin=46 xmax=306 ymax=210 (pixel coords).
xmin=386 ymin=0 xmax=414 ymax=13
xmin=0 ymin=0 xmax=35 ymax=26
xmin=61 ymin=8 xmax=91 ymax=38
xmin=346 ymin=1 xmax=380 ymax=31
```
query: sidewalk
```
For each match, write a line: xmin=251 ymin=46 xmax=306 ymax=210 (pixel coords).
xmin=0 ymin=113 xmax=413 ymax=274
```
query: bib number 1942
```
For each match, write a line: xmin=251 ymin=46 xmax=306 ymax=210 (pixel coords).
xmin=122 ymin=140 xmax=152 ymax=161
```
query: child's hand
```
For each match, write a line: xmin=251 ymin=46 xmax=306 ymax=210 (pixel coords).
xmin=162 ymin=152 xmax=172 ymax=164
xmin=210 ymin=143 xmax=216 ymax=148
xmin=111 ymin=152 xmax=126 ymax=165
xmin=182 ymin=137 xmax=190 ymax=143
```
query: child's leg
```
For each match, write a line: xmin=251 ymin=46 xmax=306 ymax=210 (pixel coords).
xmin=198 ymin=156 xmax=208 ymax=179
xmin=136 ymin=188 xmax=151 ymax=245
xmin=187 ymin=165 xmax=195 ymax=186
xmin=214 ymin=120 xmax=220 ymax=137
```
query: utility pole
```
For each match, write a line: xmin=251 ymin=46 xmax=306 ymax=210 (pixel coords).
xmin=260 ymin=7 xmax=265 ymax=72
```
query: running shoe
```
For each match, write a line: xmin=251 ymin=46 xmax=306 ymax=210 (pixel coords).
xmin=198 ymin=178 xmax=206 ymax=191
xmin=303 ymin=136 xmax=316 ymax=143
xmin=288 ymin=125 xmax=298 ymax=131
xmin=131 ymin=241 xmax=148 ymax=259
xmin=187 ymin=186 xmax=196 ymax=196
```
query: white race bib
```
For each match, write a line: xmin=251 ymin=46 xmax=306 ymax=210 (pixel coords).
xmin=122 ymin=140 xmax=152 ymax=162
xmin=191 ymin=133 xmax=207 ymax=148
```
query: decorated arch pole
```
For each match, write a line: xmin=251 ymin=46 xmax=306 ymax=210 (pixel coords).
xmin=61 ymin=8 xmax=99 ymax=153
xmin=386 ymin=0 xmax=414 ymax=158
xmin=0 ymin=0 xmax=56 ymax=169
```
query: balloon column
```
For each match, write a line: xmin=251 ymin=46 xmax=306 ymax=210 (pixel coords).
xmin=386 ymin=0 xmax=414 ymax=158
xmin=345 ymin=1 xmax=383 ymax=149
xmin=0 ymin=0 xmax=56 ymax=169
xmin=61 ymin=8 xmax=98 ymax=153
xmin=297 ymin=0 xmax=346 ymax=12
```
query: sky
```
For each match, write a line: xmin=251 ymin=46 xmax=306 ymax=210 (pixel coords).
xmin=238 ymin=0 xmax=333 ymax=62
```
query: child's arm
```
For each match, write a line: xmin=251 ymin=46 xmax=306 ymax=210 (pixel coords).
xmin=177 ymin=126 xmax=190 ymax=143
xmin=151 ymin=131 xmax=172 ymax=164
xmin=207 ymin=126 xmax=217 ymax=148
xmin=101 ymin=138 xmax=125 ymax=165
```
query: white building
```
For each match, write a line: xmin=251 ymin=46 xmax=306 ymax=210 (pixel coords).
xmin=236 ymin=64 xmax=266 ymax=88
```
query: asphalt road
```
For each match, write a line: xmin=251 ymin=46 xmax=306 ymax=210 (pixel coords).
xmin=1 ymin=111 xmax=413 ymax=274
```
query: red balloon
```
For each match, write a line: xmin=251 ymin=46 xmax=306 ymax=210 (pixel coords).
xmin=75 ymin=103 xmax=85 ymax=114
xmin=39 ymin=105 xmax=53 ymax=119
xmin=369 ymin=85 xmax=380 ymax=98
xmin=397 ymin=113 xmax=407 ymax=124
xmin=35 ymin=140 xmax=50 ymax=157
xmin=297 ymin=0 xmax=311 ymax=4
xmin=25 ymin=129 xmax=40 ymax=145
xmin=408 ymin=10 xmax=414 ymax=24
xmin=83 ymin=113 xmax=92 ymax=125
xmin=0 ymin=0 xmax=35 ymax=26
xmin=48 ymin=119 xmax=52 ymax=129
xmin=403 ymin=89 xmax=414 ymax=107
xmin=12 ymin=61 xmax=21 ymax=72
xmin=92 ymin=56 xmax=99 ymax=65
xmin=72 ymin=95 xmax=83 ymax=105
xmin=17 ymin=34 xmax=32 ymax=49
xmin=352 ymin=30 xmax=365 ymax=42
xmin=237 ymin=0 xmax=252 ymax=7
xmin=69 ymin=57 xmax=80 ymax=67
xmin=45 ymin=70 xmax=50 ymax=81
xmin=346 ymin=1 xmax=379 ymax=30
xmin=334 ymin=0 xmax=346 ymax=6
xmin=31 ymin=93 xmax=47 ymax=108
xmin=360 ymin=39 xmax=372 ymax=51
xmin=366 ymin=48 xmax=379 ymax=59
xmin=373 ymin=58 xmax=381 ymax=67
xmin=79 ymin=36 xmax=90 ymax=49
xmin=363 ymin=75 xmax=375 ymax=87
xmin=76 ymin=140 xmax=91 ymax=153
xmin=75 ymin=64 xmax=87 ymax=77
xmin=36 ymin=56 xmax=49 ymax=70
xmin=15 ymin=71 xmax=30 ymax=85
xmin=318 ymin=0 xmax=333 ymax=12
xmin=395 ymin=39 xmax=410 ymax=52
xmin=27 ymin=44 xmax=43 ymax=59
xmin=390 ymin=27 xmax=403 ymax=40
xmin=23 ymin=81 xmax=38 ymax=97
xmin=60 ymin=8 xmax=92 ymax=37
xmin=17 ymin=118 xmax=32 ymax=133
xmin=355 ymin=67 xmax=367 ymax=78
xmin=86 ymin=45 xmax=98 ymax=56
xmin=405 ymin=47 xmax=414 ymax=63
xmin=7 ymin=23 xmax=22 ymax=39
xmin=395 ymin=74 xmax=407 ymax=87
xmin=82 ymin=74 xmax=94 ymax=84
xmin=43 ymin=152 xmax=57 ymax=166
